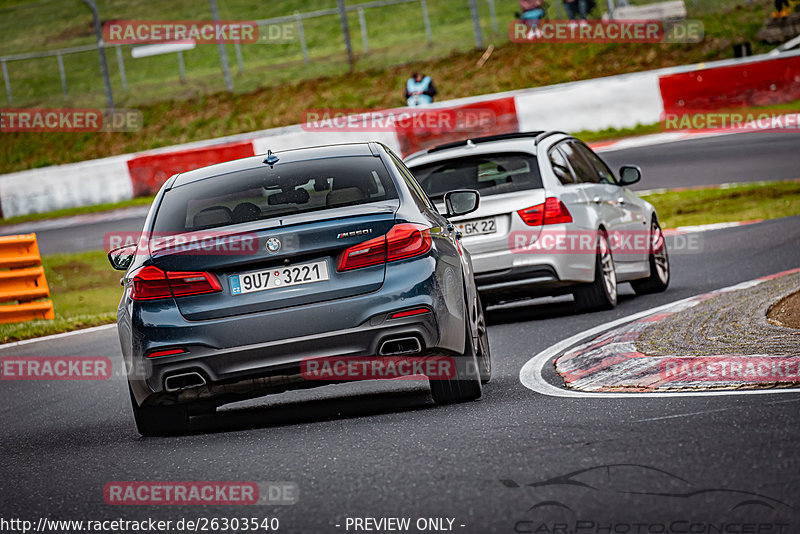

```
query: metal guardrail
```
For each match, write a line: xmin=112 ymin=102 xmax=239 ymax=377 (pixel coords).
xmin=0 ymin=234 xmax=54 ymax=323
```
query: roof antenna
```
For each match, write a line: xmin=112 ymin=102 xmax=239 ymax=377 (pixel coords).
xmin=466 ymin=139 xmax=476 ymax=148
xmin=264 ymin=150 xmax=279 ymax=167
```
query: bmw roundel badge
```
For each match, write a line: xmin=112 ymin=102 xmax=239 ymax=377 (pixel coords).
xmin=266 ymin=237 xmax=281 ymax=253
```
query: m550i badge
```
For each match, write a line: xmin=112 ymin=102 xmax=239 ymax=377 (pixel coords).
xmin=266 ymin=237 xmax=281 ymax=252
xmin=337 ymin=229 xmax=373 ymax=239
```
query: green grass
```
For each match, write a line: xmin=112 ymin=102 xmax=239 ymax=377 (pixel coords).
xmin=642 ymin=180 xmax=800 ymax=228
xmin=0 ymin=250 xmax=121 ymax=343
xmin=0 ymin=0 xmax=781 ymax=176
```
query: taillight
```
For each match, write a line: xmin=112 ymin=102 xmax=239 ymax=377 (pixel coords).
xmin=517 ymin=205 xmax=544 ymax=226
xmin=517 ymin=197 xmax=573 ymax=226
xmin=130 ymin=265 xmax=221 ymax=300
xmin=386 ymin=223 xmax=432 ymax=262
xmin=336 ymin=235 xmax=387 ymax=271
xmin=338 ymin=223 xmax=432 ymax=271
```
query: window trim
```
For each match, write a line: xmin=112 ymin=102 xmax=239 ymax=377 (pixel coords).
xmin=547 ymin=142 xmax=578 ymax=185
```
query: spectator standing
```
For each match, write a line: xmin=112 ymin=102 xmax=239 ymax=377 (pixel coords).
xmin=518 ymin=0 xmax=546 ymax=37
xmin=405 ymin=72 xmax=437 ymax=107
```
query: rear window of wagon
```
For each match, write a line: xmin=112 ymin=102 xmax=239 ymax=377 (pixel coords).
xmin=411 ymin=152 xmax=543 ymax=199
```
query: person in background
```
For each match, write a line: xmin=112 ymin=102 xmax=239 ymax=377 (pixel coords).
xmin=518 ymin=0 xmax=546 ymax=38
xmin=405 ymin=72 xmax=437 ymax=107
xmin=563 ymin=0 xmax=590 ymax=23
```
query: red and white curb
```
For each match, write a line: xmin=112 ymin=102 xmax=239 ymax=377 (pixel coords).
xmin=519 ymin=268 xmax=800 ymax=398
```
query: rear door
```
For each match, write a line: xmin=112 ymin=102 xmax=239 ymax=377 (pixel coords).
xmin=574 ymin=142 xmax=649 ymax=263
xmin=558 ymin=140 xmax=626 ymax=234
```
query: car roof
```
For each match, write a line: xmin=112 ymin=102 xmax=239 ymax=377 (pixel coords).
xmin=171 ymin=142 xmax=377 ymax=188
xmin=403 ymin=131 xmax=570 ymax=167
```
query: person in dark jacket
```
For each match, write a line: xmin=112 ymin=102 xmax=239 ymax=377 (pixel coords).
xmin=405 ymin=72 xmax=437 ymax=107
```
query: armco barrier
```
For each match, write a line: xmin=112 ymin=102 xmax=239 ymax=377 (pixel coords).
xmin=659 ymin=54 xmax=800 ymax=114
xmin=395 ymin=97 xmax=519 ymax=155
xmin=126 ymin=140 xmax=255 ymax=197
xmin=0 ymin=233 xmax=54 ymax=323
xmin=3 ymin=50 xmax=800 ymax=218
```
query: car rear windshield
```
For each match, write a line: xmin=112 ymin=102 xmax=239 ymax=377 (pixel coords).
xmin=411 ymin=152 xmax=542 ymax=199
xmin=152 ymin=156 xmax=398 ymax=233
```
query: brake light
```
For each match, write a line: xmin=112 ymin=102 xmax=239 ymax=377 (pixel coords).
xmin=130 ymin=265 xmax=221 ymax=300
xmin=336 ymin=235 xmax=387 ymax=271
xmin=386 ymin=223 xmax=432 ymax=262
xmin=390 ymin=307 xmax=431 ymax=319
xmin=338 ymin=223 xmax=432 ymax=271
xmin=517 ymin=197 xmax=573 ymax=226
xmin=147 ymin=348 xmax=186 ymax=359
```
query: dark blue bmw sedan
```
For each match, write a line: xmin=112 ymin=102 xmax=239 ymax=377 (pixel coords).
xmin=108 ymin=142 xmax=491 ymax=435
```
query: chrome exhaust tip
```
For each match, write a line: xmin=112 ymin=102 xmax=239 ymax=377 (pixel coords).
xmin=378 ymin=337 xmax=422 ymax=356
xmin=164 ymin=372 xmax=206 ymax=393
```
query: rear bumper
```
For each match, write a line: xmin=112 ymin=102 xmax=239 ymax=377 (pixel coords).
xmin=464 ymin=222 xmax=596 ymax=288
xmin=468 ymin=249 xmax=595 ymax=302
xmin=121 ymin=256 xmax=468 ymax=407
xmin=130 ymin=311 xmax=441 ymax=407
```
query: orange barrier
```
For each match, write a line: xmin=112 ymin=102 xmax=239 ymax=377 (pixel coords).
xmin=0 ymin=234 xmax=54 ymax=323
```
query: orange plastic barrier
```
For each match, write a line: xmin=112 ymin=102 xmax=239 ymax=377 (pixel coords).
xmin=0 ymin=234 xmax=54 ymax=323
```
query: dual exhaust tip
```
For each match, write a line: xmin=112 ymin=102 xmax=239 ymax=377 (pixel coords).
xmin=163 ymin=338 xmax=421 ymax=391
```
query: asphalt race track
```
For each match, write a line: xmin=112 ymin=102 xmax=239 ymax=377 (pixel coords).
xmin=4 ymin=130 xmax=799 ymax=256
xmin=1 ymin=133 xmax=800 ymax=531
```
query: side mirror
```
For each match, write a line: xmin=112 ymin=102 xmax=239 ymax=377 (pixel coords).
xmin=444 ymin=189 xmax=480 ymax=218
xmin=108 ymin=244 xmax=136 ymax=271
xmin=618 ymin=165 xmax=642 ymax=186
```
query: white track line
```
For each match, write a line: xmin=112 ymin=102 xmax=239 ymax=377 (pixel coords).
xmin=0 ymin=323 xmax=116 ymax=350
xmin=519 ymin=277 xmax=800 ymax=399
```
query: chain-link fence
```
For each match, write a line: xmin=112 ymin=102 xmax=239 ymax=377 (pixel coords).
xmin=0 ymin=0 xmax=759 ymax=108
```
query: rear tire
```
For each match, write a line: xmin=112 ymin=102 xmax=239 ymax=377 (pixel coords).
xmin=573 ymin=231 xmax=617 ymax=312
xmin=429 ymin=300 xmax=483 ymax=404
xmin=129 ymin=384 xmax=189 ymax=436
xmin=631 ymin=218 xmax=670 ymax=295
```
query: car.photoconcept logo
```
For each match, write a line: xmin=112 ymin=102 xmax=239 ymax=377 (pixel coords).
xmin=266 ymin=237 xmax=281 ymax=253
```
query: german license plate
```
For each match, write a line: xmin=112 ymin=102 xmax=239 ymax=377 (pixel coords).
xmin=457 ymin=217 xmax=497 ymax=236
xmin=229 ymin=259 xmax=329 ymax=295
